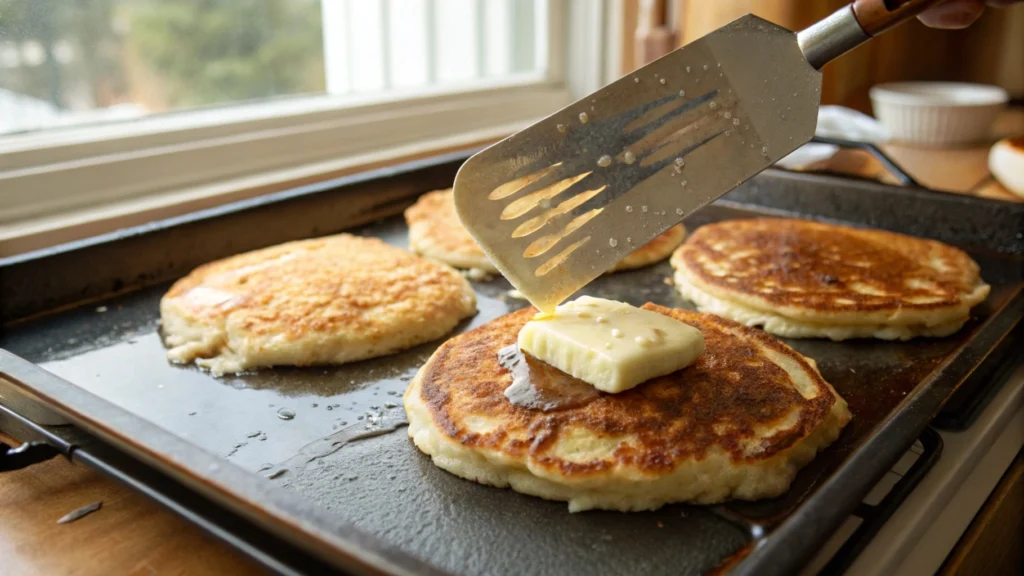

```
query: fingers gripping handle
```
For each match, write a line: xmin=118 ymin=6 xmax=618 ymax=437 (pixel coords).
xmin=852 ymin=0 xmax=945 ymax=35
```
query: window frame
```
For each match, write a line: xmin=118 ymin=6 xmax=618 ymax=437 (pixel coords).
xmin=0 ymin=0 xmax=620 ymax=256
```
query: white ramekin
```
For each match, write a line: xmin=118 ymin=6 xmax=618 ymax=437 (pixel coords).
xmin=869 ymin=82 xmax=1009 ymax=147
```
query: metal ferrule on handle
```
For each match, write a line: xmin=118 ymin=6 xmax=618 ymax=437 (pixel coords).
xmin=797 ymin=5 xmax=870 ymax=70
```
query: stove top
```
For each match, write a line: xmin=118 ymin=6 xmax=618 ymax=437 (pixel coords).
xmin=807 ymin=361 xmax=1024 ymax=575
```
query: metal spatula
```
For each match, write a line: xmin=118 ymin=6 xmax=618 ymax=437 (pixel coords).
xmin=453 ymin=0 xmax=940 ymax=312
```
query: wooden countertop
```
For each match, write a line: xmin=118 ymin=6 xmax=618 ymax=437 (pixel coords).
xmin=0 ymin=432 xmax=263 ymax=576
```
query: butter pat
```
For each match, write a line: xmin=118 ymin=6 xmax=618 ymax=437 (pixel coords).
xmin=518 ymin=296 xmax=704 ymax=394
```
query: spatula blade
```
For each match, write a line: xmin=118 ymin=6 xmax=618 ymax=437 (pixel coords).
xmin=454 ymin=14 xmax=821 ymax=312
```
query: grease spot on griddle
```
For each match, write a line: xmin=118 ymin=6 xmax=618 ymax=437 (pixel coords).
xmin=263 ymin=408 xmax=408 ymax=480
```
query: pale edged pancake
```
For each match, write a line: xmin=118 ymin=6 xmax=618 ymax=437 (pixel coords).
xmin=671 ymin=218 xmax=990 ymax=341
xmin=406 ymin=189 xmax=496 ymax=272
xmin=404 ymin=305 xmax=851 ymax=512
xmin=606 ymin=223 xmax=688 ymax=273
xmin=405 ymin=188 xmax=686 ymax=273
xmin=161 ymin=234 xmax=476 ymax=375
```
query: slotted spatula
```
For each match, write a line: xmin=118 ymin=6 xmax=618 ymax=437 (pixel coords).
xmin=453 ymin=0 xmax=940 ymax=312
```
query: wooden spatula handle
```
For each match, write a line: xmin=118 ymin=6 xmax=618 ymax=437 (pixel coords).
xmin=851 ymin=0 xmax=944 ymax=35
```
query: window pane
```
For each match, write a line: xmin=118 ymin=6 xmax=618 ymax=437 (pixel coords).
xmin=0 ymin=0 xmax=548 ymax=136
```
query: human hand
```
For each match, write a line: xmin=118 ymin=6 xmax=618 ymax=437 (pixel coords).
xmin=918 ymin=0 xmax=1022 ymax=29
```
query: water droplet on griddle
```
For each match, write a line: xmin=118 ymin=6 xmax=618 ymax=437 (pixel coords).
xmin=659 ymin=78 xmax=666 ymax=85
xmin=277 ymin=408 xmax=295 ymax=420
xmin=678 ymin=89 xmax=686 ymax=97
xmin=609 ymin=238 xmax=618 ymax=248
xmin=597 ymin=155 xmax=612 ymax=167
xmin=623 ymin=150 xmax=635 ymax=164
xmin=676 ymin=208 xmax=684 ymax=215
xmin=556 ymin=123 xmax=566 ymax=133
xmin=579 ymin=112 xmax=589 ymax=124
xmin=625 ymin=205 xmax=633 ymax=212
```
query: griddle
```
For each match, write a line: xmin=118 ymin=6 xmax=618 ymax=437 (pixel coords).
xmin=1 ymin=150 xmax=1021 ymax=576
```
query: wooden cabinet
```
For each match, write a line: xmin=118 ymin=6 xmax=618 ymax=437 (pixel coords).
xmin=622 ymin=0 xmax=1024 ymax=113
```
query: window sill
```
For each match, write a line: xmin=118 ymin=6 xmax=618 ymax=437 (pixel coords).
xmin=0 ymin=122 xmax=516 ymax=258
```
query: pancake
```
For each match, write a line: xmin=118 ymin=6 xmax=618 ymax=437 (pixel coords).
xmin=671 ymin=218 xmax=990 ymax=341
xmin=405 ymin=305 xmax=850 ymax=512
xmin=405 ymin=188 xmax=686 ymax=274
xmin=161 ymin=234 xmax=476 ymax=375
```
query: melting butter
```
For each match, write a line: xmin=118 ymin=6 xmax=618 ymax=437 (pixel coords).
xmin=517 ymin=296 xmax=704 ymax=394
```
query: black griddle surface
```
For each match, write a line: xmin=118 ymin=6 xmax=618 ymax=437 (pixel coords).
xmin=2 ymin=204 xmax=1021 ymax=576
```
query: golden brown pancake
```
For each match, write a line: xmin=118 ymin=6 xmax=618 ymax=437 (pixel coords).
xmin=405 ymin=188 xmax=686 ymax=274
xmin=161 ymin=234 xmax=476 ymax=375
xmin=671 ymin=218 xmax=990 ymax=341
xmin=405 ymin=305 xmax=850 ymax=512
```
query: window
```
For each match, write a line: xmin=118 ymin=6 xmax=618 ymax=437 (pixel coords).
xmin=0 ymin=0 xmax=552 ymax=135
xmin=0 ymin=0 xmax=617 ymax=256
